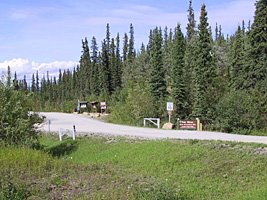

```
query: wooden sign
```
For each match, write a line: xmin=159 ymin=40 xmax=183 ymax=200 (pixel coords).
xmin=179 ymin=120 xmax=197 ymax=130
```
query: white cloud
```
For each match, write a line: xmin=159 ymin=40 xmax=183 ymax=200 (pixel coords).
xmin=0 ymin=58 xmax=78 ymax=81
xmin=207 ymin=0 xmax=254 ymax=34
xmin=0 ymin=58 xmax=31 ymax=73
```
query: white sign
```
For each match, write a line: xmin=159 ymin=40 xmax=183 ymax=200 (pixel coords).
xmin=100 ymin=102 xmax=106 ymax=109
xmin=80 ymin=104 xmax=87 ymax=108
xmin=167 ymin=102 xmax=174 ymax=111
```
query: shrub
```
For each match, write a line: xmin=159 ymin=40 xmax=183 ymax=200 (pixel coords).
xmin=109 ymin=82 xmax=157 ymax=126
xmin=0 ymin=85 xmax=43 ymax=147
xmin=214 ymin=90 xmax=265 ymax=134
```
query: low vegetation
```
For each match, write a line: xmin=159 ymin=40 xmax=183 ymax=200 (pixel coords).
xmin=1 ymin=135 xmax=267 ymax=199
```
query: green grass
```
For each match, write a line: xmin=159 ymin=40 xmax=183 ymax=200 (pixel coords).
xmin=1 ymin=135 xmax=267 ymax=199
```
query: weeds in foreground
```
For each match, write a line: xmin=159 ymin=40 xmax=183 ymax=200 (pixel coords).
xmin=1 ymin=136 xmax=267 ymax=199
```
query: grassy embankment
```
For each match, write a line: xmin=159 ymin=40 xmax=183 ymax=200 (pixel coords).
xmin=1 ymin=135 xmax=267 ymax=199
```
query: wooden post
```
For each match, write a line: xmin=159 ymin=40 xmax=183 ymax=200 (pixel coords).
xmin=59 ymin=128 xmax=62 ymax=141
xmin=48 ymin=120 xmax=51 ymax=133
xmin=196 ymin=118 xmax=200 ymax=131
xmin=157 ymin=119 xmax=160 ymax=129
xmin=72 ymin=125 xmax=76 ymax=140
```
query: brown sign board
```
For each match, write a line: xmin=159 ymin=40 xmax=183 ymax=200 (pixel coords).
xmin=179 ymin=120 xmax=197 ymax=130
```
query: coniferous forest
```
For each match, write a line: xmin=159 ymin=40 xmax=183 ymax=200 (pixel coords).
xmin=5 ymin=0 xmax=267 ymax=135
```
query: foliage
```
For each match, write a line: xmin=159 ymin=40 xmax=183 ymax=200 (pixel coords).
xmin=245 ymin=0 xmax=267 ymax=90
xmin=171 ymin=24 xmax=186 ymax=118
xmin=214 ymin=90 xmax=264 ymax=134
xmin=149 ymin=27 xmax=167 ymax=102
xmin=108 ymin=82 xmax=156 ymax=126
xmin=0 ymin=84 xmax=42 ymax=147
xmin=192 ymin=4 xmax=217 ymax=120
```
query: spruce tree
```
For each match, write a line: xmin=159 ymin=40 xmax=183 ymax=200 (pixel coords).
xmin=134 ymin=43 xmax=150 ymax=81
xmin=246 ymin=0 xmax=267 ymax=125
xmin=171 ymin=24 xmax=186 ymax=118
xmin=230 ymin=25 xmax=245 ymax=90
xmin=186 ymin=0 xmax=196 ymax=40
xmin=184 ymin=0 xmax=197 ymax=116
xmin=31 ymin=73 xmax=36 ymax=93
xmin=147 ymin=29 xmax=153 ymax=53
xmin=123 ymin=33 xmax=128 ymax=62
xmin=149 ymin=27 xmax=167 ymax=101
xmin=128 ymin=23 xmax=135 ymax=62
xmin=7 ymin=66 xmax=11 ymax=88
xmin=13 ymin=71 xmax=19 ymax=90
xmin=79 ymin=37 xmax=91 ymax=98
xmin=162 ymin=27 xmax=173 ymax=90
xmin=106 ymin=23 xmax=111 ymax=54
xmin=110 ymin=38 xmax=117 ymax=92
xmin=100 ymin=39 xmax=112 ymax=94
xmin=23 ymin=75 xmax=27 ymax=91
xmin=91 ymin=36 xmax=100 ymax=96
xmin=193 ymin=4 xmax=216 ymax=120
xmin=36 ymin=71 xmax=39 ymax=92
xmin=115 ymin=33 xmax=122 ymax=89
xmin=245 ymin=0 xmax=267 ymax=90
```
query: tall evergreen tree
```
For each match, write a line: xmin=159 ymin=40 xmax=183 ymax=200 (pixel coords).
xmin=31 ymin=73 xmax=36 ymax=93
xmin=23 ymin=75 xmax=27 ymax=91
xmin=147 ymin=29 xmax=153 ymax=53
xmin=106 ymin=23 xmax=111 ymax=54
xmin=149 ymin=27 xmax=167 ymax=101
xmin=245 ymin=0 xmax=267 ymax=90
xmin=128 ymin=23 xmax=135 ymax=62
xmin=6 ymin=66 xmax=11 ymax=88
xmin=186 ymin=0 xmax=196 ymax=40
xmin=13 ymin=71 xmax=19 ymax=90
xmin=79 ymin=37 xmax=91 ymax=98
xmin=123 ymin=33 xmax=128 ymax=62
xmin=115 ymin=33 xmax=122 ymax=89
xmin=193 ymin=4 xmax=216 ymax=120
xmin=100 ymin=39 xmax=112 ymax=94
xmin=110 ymin=38 xmax=117 ymax=92
xmin=36 ymin=71 xmax=39 ymax=92
xmin=184 ymin=0 xmax=197 ymax=116
xmin=162 ymin=27 xmax=173 ymax=89
xmin=230 ymin=25 xmax=245 ymax=90
xmin=91 ymin=36 xmax=100 ymax=96
xmin=171 ymin=24 xmax=186 ymax=118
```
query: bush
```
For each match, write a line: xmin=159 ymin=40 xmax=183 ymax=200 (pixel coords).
xmin=214 ymin=90 xmax=265 ymax=134
xmin=108 ymin=82 xmax=157 ymax=126
xmin=0 ymin=85 xmax=43 ymax=147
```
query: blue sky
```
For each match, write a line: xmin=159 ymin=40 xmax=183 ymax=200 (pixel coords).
xmin=0 ymin=0 xmax=255 ymax=80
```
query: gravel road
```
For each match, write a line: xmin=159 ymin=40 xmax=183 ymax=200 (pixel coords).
xmin=39 ymin=112 xmax=267 ymax=145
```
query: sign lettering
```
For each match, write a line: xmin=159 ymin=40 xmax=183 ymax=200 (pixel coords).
xmin=179 ymin=120 xmax=197 ymax=130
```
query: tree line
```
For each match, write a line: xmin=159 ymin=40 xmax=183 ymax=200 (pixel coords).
xmin=5 ymin=0 xmax=267 ymax=134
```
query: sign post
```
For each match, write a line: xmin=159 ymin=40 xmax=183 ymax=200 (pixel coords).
xmin=166 ymin=102 xmax=173 ymax=123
